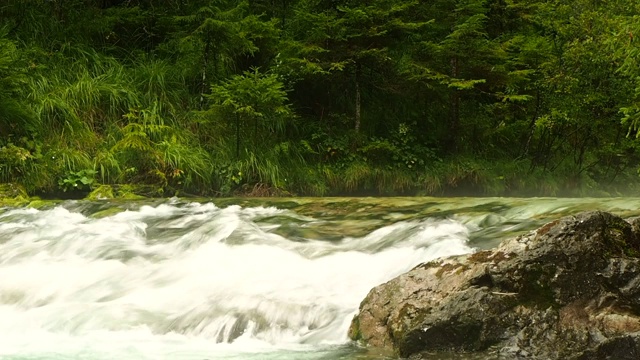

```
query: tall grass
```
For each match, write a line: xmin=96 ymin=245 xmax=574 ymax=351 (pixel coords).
xmin=321 ymin=161 xmax=415 ymax=195
xmin=9 ymin=43 xmax=220 ymax=195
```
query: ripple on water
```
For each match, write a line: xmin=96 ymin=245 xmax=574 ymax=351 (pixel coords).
xmin=1 ymin=197 xmax=639 ymax=359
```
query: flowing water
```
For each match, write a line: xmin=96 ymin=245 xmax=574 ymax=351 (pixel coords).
xmin=2 ymin=197 xmax=640 ymax=360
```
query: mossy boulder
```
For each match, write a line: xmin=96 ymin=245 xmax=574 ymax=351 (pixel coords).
xmin=26 ymin=198 xmax=59 ymax=210
xmin=86 ymin=185 xmax=115 ymax=200
xmin=0 ymin=183 xmax=30 ymax=206
xmin=114 ymin=184 xmax=147 ymax=199
xmin=349 ymin=211 xmax=640 ymax=359
xmin=0 ymin=183 xmax=27 ymax=198
xmin=84 ymin=184 xmax=159 ymax=200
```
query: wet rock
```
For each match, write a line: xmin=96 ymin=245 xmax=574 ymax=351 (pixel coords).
xmin=86 ymin=185 xmax=115 ymax=200
xmin=349 ymin=211 xmax=640 ymax=359
xmin=84 ymin=184 xmax=151 ymax=200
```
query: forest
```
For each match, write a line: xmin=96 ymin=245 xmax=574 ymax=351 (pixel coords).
xmin=1 ymin=0 xmax=640 ymax=197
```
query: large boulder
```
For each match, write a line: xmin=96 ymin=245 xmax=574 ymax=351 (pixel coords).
xmin=349 ymin=211 xmax=640 ymax=359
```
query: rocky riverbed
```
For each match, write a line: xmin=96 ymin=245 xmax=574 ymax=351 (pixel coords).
xmin=349 ymin=211 xmax=640 ymax=359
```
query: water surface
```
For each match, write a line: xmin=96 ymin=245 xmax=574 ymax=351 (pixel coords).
xmin=1 ymin=197 xmax=639 ymax=359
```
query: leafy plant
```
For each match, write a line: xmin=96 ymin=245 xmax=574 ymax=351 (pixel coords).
xmin=208 ymin=67 xmax=293 ymax=158
xmin=58 ymin=169 xmax=96 ymax=192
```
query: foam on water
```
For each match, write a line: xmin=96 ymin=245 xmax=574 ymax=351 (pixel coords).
xmin=0 ymin=201 xmax=473 ymax=359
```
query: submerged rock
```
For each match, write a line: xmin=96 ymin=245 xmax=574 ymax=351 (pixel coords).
xmin=349 ymin=211 xmax=640 ymax=359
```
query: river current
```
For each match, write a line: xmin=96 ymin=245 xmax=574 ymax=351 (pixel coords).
xmin=1 ymin=197 xmax=640 ymax=360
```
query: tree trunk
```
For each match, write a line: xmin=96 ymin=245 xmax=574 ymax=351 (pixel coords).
xmin=200 ymin=40 xmax=210 ymax=110
xmin=236 ymin=113 xmax=241 ymax=159
xmin=355 ymin=61 xmax=362 ymax=132
xmin=253 ymin=112 xmax=258 ymax=146
xmin=448 ymin=56 xmax=460 ymax=152
xmin=521 ymin=89 xmax=541 ymax=157
xmin=281 ymin=0 xmax=288 ymax=29
xmin=53 ymin=0 xmax=64 ymax=22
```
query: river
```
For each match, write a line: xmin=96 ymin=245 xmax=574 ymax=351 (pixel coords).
xmin=1 ymin=197 xmax=640 ymax=360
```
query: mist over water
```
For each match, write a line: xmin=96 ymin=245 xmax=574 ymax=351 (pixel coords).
xmin=1 ymin=197 xmax=640 ymax=359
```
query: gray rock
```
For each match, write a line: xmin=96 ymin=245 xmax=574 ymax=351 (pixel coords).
xmin=349 ymin=211 xmax=640 ymax=359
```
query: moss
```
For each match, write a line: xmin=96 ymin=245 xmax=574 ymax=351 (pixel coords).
xmin=348 ymin=316 xmax=362 ymax=341
xmin=587 ymin=215 xmax=640 ymax=259
xmin=435 ymin=262 xmax=469 ymax=278
xmin=398 ymin=303 xmax=423 ymax=324
xmin=537 ymin=219 xmax=560 ymax=236
xmin=27 ymin=199 xmax=58 ymax=209
xmin=0 ymin=196 xmax=30 ymax=207
xmin=115 ymin=184 xmax=151 ymax=199
xmin=468 ymin=250 xmax=494 ymax=263
xmin=0 ymin=183 xmax=28 ymax=198
xmin=626 ymin=248 xmax=640 ymax=258
xmin=116 ymin=191 xmax=146 ymax=200
xmin=0 ymin=184 xmax=42 ymax=207
xmin=90 ymin=207 xmax=127 ymax=219
xmin=413 ymin=259 xmax=443 ymax=271
xmin=468 ymin=250 xmax=513 ymax=264
xmin=86 ymin=185 xmax=115 ymax=200
xmin=518 ymin=267 xmax=558 ymax=309
xmin=83 ymin=184 xmax=162 ymax=200
xmin=605 ymin=218 xmax=640 ymax=258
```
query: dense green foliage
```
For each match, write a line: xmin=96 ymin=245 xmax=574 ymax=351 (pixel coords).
xmin=1 ymin=0 xmax=640 ymax=197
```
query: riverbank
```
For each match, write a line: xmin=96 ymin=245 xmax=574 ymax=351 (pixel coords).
xmin=3 ymin=160 xmax=640 ymax=207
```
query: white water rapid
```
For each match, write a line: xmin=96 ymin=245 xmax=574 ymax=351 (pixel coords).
xmin=0 ymin=200 xmax=474 ymax=360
